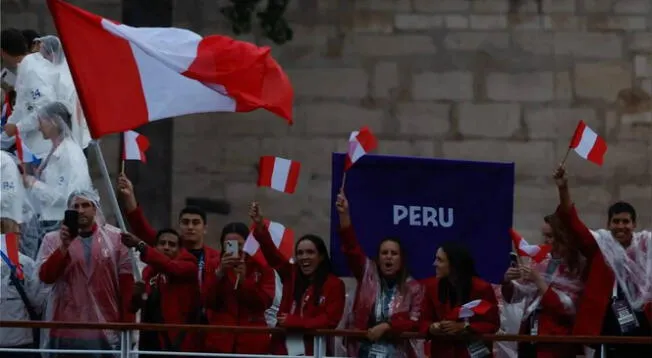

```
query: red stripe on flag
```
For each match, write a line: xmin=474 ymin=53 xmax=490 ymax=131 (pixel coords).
xmin=257 ymin=156 xmax=275 ymax=187
xmin=15 ymin=129 xmax=24 ymax=163
xmin=569 ymin=120 xmax=587 ymax=149
xmin=47 ymin=0 xmax=149 ymax=138
xmin=284 ymin=161 xmax=301 ymax=193
xmin=587 ymin=136 xmax=607 ymax=165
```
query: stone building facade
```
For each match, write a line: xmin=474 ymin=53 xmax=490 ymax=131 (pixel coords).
xmin=2 ymin=0 xmax=651 ymax=247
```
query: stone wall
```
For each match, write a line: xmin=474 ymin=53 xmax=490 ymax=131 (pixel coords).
xmin=3 ymin=0 xmax=651 ymax=247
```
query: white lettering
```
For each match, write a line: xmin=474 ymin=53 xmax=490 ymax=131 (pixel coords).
xmin=393 ymin=205 xmax=408 ymax=225
xmin=392 ymin=205 xmax=455 ymax=228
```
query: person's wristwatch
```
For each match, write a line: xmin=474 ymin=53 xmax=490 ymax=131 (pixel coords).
xmin=136 ymin=241 xmax=147 ymax=254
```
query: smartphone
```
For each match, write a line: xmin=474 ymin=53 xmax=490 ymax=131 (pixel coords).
xmin=509 ymin=252 xmax=519 ymax=267
xmin=63 ymin=210 xmax=79 ymax=238
xmin=224 ymin=240 xmax=239 ymax=257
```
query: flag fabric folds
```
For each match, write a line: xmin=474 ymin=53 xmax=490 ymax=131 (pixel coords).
xmin=46 ymin=0 xmax=294 ymax=139
xmin=122 ymin=130 xmax=150 ymax=163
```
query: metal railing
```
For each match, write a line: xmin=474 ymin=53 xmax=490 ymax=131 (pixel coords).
xmin=1 ymin=320 xmax=651 ymax=357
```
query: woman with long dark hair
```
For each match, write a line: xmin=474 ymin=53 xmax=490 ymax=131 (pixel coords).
xmin=420 ymin=242 xmax=500 ymax=357
xmin=502 ymin=214 xmax=584 ymax=358
xmin=335 ymin=191 xmax=424 ymax=358
xmin=201 ymin=222 xmax=276 ymax=354
xmin=248 ymin=201 xmax=345 ymax=356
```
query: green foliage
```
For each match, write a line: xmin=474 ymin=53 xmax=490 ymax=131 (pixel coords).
xmin=220 ymin=0 xmax=294 ymax=45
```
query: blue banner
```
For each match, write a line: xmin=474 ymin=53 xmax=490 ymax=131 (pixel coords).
xmin=330 ymin=153 xmax=515 ymax=284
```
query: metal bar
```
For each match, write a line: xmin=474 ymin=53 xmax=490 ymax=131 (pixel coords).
xmin=0 ymin=348 xmax=120 ymax=354
xmin=133 ymin=351 xmax=310 ymax=358
xmin=91 ymin=140 xmax=142 ymax=281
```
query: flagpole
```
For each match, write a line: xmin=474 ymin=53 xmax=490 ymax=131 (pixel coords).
xmin=91 ymin=140 xmax=142 ymax=281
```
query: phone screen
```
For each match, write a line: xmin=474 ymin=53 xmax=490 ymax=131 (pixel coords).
xmin=509 ymin=253 xmax=519 ymax=267
xmin=63 ymin=210 xmax=79 ymax=238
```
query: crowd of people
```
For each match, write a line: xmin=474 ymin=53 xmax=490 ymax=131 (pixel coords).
xmin=1 ymin=28 xmax=652 ymax=358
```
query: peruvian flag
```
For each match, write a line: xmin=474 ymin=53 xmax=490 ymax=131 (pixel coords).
xmin=257 ymin=156 xmax=301 ymax=194
xmin=122 ymin=130 xmax=150 ymax=163
xmin=451 ymin=299 xmax=492 ymax=319
xmin=1 ymin=233 xmax=23 ymax=279
xmin=510 ymin=229 xmax=552 ymax=263
xmin=244 ymin=219 xmax=294 ymax=266
xmin=47 ymin=0 xmax=293 ymax=139
xmin=569 ymin=120 xmax=607 ymax=165
xmin=15 ymin=130 xmax=38 ymax=164
xmin=345 ymin=126 xmax=378 ymax=170
xmin=1 ymin=92 xmax=11 ymax=127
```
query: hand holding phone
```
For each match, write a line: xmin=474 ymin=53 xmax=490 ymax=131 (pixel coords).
xmin=224 ymin=240 xmax=239 ymax=257
xmin=63 ymin=210 xmax=79 ymax=239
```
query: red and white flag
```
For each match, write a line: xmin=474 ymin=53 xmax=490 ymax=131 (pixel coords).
xmin=47 ymin=0 xmax=293 ymax=139
xmin=345 ymin=126 xmax=378 ymax=170
xmin=122 ymin=130 xmax=150 ymax=163
xmin=569 ymin=120 xmax=607 ymax=166
xmin=451 ymin=299 xmax=492 ymax=319
xmin=243 ymin=220 xmax=294 ymax=266
xmin=257 ymin=156 xmax=300 ymax=194
xmin=510 ymin=229 xmax=552 ymax=263
xmin=0 ymin=233 xmax=23 ymax=279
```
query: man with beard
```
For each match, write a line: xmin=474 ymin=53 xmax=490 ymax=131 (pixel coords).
xmin=37 ymin=190 xmax=134 ymax=357
xmin=554 ymin=166 xmax=652 ymax=358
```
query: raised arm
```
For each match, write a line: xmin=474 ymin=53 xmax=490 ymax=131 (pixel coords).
xmin=336 ymin=191 xmax=368 ymax=280
xmin=553 ymin=166 xmax=599 ymax=258
xmin=249 ymin=202 xmax=293 ymax=279
xmin=118 ymin=173 xmax=157 ymax=245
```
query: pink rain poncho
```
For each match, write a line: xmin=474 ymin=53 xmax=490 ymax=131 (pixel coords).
xmin=336 ymin=226 xmax=425 ymax=358
xmin=35 ymin=189 xmax=134 ymax=355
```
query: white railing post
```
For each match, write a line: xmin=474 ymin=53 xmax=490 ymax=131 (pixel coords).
xmin=120 ymin=330 xmax=131 ymax=358
xmin=312 ymin=335 xmax=326 ymax=358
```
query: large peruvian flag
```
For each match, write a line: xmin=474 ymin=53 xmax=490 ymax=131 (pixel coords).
xmin=47 ymin=0 xmax=294 ymax=138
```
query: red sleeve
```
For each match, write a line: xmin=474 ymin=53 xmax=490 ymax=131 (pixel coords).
xmin=419 ymin=281 xmax=439 ymax=336
xmin=234 ymin=264 xmax=275 ymax=311
xmin=39 ymin=248 xmax=71 ymax=284
xmin=556 ymin=204 xmax=599 ymax=258
xmin=201 ymin=270 xmax=227 ymax=311
xmin=539 ymin=286 xmax=576 ymax=317
xmin=389 ymin=282 xmax=424 ymax=333
xmin=468 ymin=282 xmax=500 ymax=334
xmin=283 ymin=277 xmax=346 ymax=329
xmin=120 ymin=273 xmax=136 ymax=322
xmin=125 ymin=206 xmax=158 ymax=246
xmin=339 ymin=225 xmax=368 ymax=281
xmin=645 ymin=303 xmax=652 ymax=324
xmin=252 ymin=224 xmax=293 ymax=280
xmin=140 ymin=247 xmax=198 ymax=279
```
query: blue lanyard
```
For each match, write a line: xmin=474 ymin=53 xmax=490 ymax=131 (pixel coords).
xmin=197 ymin=250 xmax=205 ymax=287
xmin=0 ymin=250 xmax=20 ymax=277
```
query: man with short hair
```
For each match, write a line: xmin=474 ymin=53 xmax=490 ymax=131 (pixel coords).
xmin=37 ymin=190 xmax=134 ymax=357
xmin=554 ymin=166 xmax=652 ymax=358
xmin=1 ymin=28 xmax=57 ymax=159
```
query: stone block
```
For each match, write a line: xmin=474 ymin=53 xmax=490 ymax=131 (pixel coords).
xmin=353 ymin=0 xmax=412 ymax=11
xmin=174 ymin=112 xmax=294 ymax=138
xmin=486 ymin=73 xmax=555 ymax=102
xmin=602 ymin=142 xmax=650 ymax=177
xmin=574 ymin=61 xmax=632 ymax=101
xmin=634 ymin=55 xmax=652 ymax=78
xmin=525 ymin=107 xmax=601 ymax=140
xmin=298 ymin=103 xmax=384 ymax=135
xmin=291 ymin=138 xmax=342 ymax=177
xmin=471 ymin=0 xmax=510 ymax=13
xmin=470 ymin=15 xmax=508 ymax=29
xmin=619 ymin=185 xmax=652 ymax=226
xmin=441 ymin=140 xmax=556 ymax=177
xmin=583 ymin=0 xmax=615 ymax=12
xmin=588 ymin=16 xmax=647 ymax=31
xmin=629 ymin=32 xmax=652 ymax=52
xmin=373 ymin=62 xmax=399 ymax=99
xmin=377 ymin=140 xmax=437 ymax=158
xmin=443 ymin=32 xmax=510 ymax=51
xmin=396 ymin=103 xmax=451 ymax=137
xmin=287 ymin=69 xmax=368 ymax=99
xmin=353 ymin=11 xmax=395 ymax=34
xmin=412 ymin=72 xmax=474 ymax=101
xmin=556 ymin=72 xmax=573 ymax=101
xmin=343 ymin=35 xmax=437 ymax=56
xmin=553 ymin=33 xmax=623 ymax=59
xmin=394 ymin=14 xmax=443 ymax=30
xmin=571 ymin=185 xmax=615 ymax=213
xmin=512 ymin=32 xmax=554 ymax=55
xmin=522 ymin=0 xmax=577 ymax=13
xmin=414 ymin=0 xmax=470 ymax=12
xmin=445 ymin=15 xmax=470 ymax=29
xmin=613 ymin=0 xmax=651 ymax=14
xmin=458 ymin=103 xmax=522 ymax=138
xmin=1 ymin=13 xmax=38 ymax=30
xmin=605 ymin=111 xmax=652 ymax=140
xmin=513 ymin=185 xmax=559 ymax=216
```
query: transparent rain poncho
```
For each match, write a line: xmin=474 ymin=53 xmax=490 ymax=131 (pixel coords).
xmin=38 ymin=36 xmax=91 ymax=149
xmin=36 ymin=189 xmax=134 ymax=356
xmin=21 ymin=102 xmax=93 ymax=259
xmin=0 ymin=150 xmax=26 ymax=224
xmin=591 ymin=229 xmax=652 ymax=310
xmin=501 ymin=255 xmax=584 ymax=339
